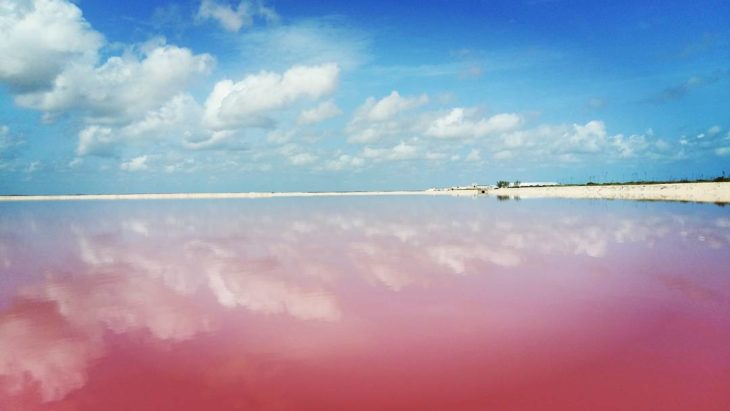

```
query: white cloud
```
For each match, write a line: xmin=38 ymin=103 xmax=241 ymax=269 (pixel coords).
xmin=493 ymin=150 xmax=512 ymax=160
xmin=0 ymin=0 xmax=103 ymax=92
xmin=707 ymin=125 xmax=722 ymax=136
xmin=289 ymin=152 xmax=318 ymax=166
xmin=74 ymin=94 xmax=216 ymax=156
xmin=346 ymin=121 xmax=406 ymax=144
xmin=120 ymin=155 xmax=149 ymax=171
xmin=425 ymin=152 xmax=447 ymax=160
xmin=238 ymin=19 xmax=370 ymax=71
xmin=276 ymin=144 xmax=319 ymax=166
xmin=492 ymin=120 xmax=679 ymax=163
xmin=0 ymin=125 xmax=10 ymax=152
xmin=196 ymin=0 xmax=278 ymax=32
xmin=716 ymin=147 xmax=730 ymax=156
xmin=197 ymin=0 xmax=250 ymax=32
xmin=266 ymin=128 xmax=295 ymax=145
xmin=611 ymin=133 xmax=649 ymax=158
xmin=346 ymin=91 xmax=428 ymax=144
xmin=588 ymin=97 xmax=606 ymax=109
xmin=77 ymin=125 xmax=114 ymax=156
xmin=0 ymin=125 xmax=24 ymax=171
xmin=362 ymin=142 xmax=420 ymax=161
xmin=1 ymin=1 xmax=219 ymax=161
xmin=567 ymin=120 xmax=607 ymax=153
xmin=203 ymin=63 xmax=340 ymax=130
xmin=465 ymin=148 xmax=481 ymax=162
xmin=297 ymin=100 xmax=341 ymax=125
xmin=25 ymin=160 xmax=40 ymax=173
xmin=16 ymin=43 xmax=214 ymax=124
xmin=356 ymin=91 xmax=428 ymax=122
xmin=122 ymin=94 xmax=203 ymax=138
xmin=324 ymin=154 xmax=364 ymax=171
xmin=425 ymin=108 xmax=521 ymax=139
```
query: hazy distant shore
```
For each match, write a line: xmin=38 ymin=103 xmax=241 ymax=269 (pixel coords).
xmin=488 ymin=182 xmax=730 ymax=203
xmin=1 ymin=182 xmax=728 ymax=203
xmin=0 ymin=190 xmax=475 ymax=202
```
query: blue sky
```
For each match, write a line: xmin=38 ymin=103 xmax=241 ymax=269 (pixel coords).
xmin=1 ymin=0 xmax=729 ymax=194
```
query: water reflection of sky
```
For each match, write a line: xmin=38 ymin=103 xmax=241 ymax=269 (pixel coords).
xmin=1 ymin=198 xmax=729 ymax=410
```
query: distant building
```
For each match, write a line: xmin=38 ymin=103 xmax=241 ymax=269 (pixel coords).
xmin=515 ymin=182 xmax=559 ymax=187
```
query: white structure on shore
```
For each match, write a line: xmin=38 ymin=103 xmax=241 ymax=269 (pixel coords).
xmin=432 ymin=182 xmax=560 ymax=193
xmin=514 ymin=182 xmax=559 ymax=187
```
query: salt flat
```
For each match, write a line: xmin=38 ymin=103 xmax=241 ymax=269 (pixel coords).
xmin=1 ymin=182 xmax=728 ymax=203
xmin=0 ymin=190 xmax=473 ymax=201
xmin=490 ymin=182 xmax=730 ymax=203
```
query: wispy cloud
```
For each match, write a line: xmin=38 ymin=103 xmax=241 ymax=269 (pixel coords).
xmin=236 ymin=18 xmax=372 ymax=71
xmin=196 ymin=0 xmax=278 ymax=32
xmin=645 ymin=70 xmax=728 ymax=104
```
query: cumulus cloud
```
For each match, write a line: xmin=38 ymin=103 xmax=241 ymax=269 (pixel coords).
xmin=611 ymin=133 xmax=650 ymax=158
xmin=1 ymin=1 xmax=217 ymax=165
xmin=356 ymin=91 xmax=428 ymax=122
xmin=492 ymin=120 xmax=677 ymax=164
xmin=76 ymin=125 xmax=114 ymax=156
xmin=196 ymin=0 xmax=278 ymax=32
xmin=289 ymin=152 xmax=318 ymax=166
xmin=566 ymin=120 xmax=607 ymax=154
xmin=324 ymin=154 xmax=364 ymax=171
xmin=297 ymin=100 xmax=341 ymax=125
xmin=123 ymin=93 xmax=204 ymax=139
xmin=0 ymin=0 xmax=103 ymax=92
xmin=275 ymin=144 xmax=319 ymax=166
xmin=16 ymin=43 xmax=214 ymax=124
xmin=425 ymin=108 xmax=521 ymax=139
xmin=197 ymin=0 xmax=251 ymax=32
xmin=2 ymin=2 xmax=214 ymax=124
xmin=346 ymin=91 xmax=428 ymax=144
xmin=203 ymin=63 xmax=340 ymax=130
xmin=120 ymin=155 xmax=149 ymax=171
xmin=362 ymin=142 xmax=420 ymax=162
xmin=74 ymin=94 xmax=213 ymax=157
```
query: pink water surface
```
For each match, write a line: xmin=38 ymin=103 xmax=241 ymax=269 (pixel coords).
xmin=1 ymin=197 xmax=729 ymax=410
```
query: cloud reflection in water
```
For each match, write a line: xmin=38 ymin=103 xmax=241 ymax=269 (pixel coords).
xmin=0 ymin=198 xmax=728 ymax=408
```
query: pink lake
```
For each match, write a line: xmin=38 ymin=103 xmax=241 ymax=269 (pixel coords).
xmin=1 ymin=197 xmax=729 ymax=410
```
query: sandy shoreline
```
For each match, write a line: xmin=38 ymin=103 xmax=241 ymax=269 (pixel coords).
xmin=489 ymin=182 xmax=730 ymax=203
xmin=0 ymin=182 xmax=728 ymax=203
